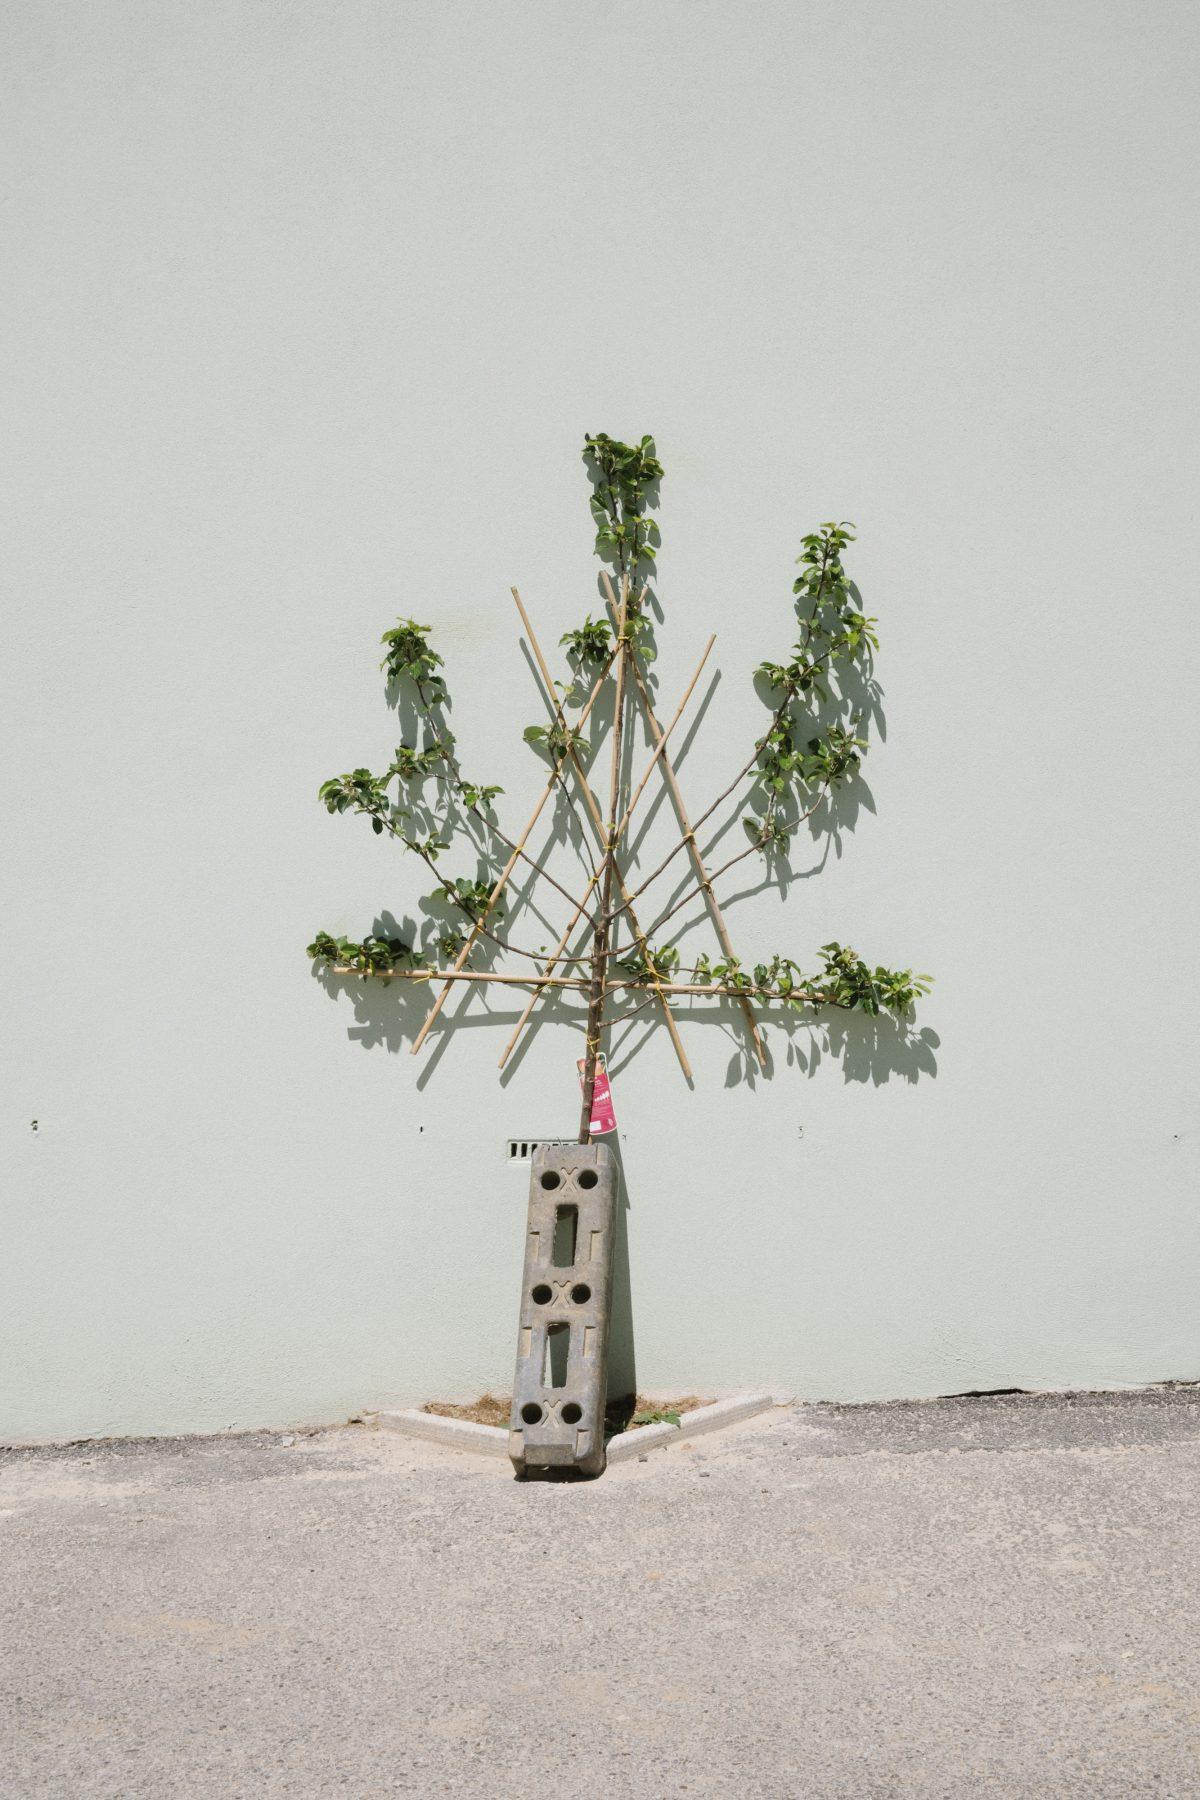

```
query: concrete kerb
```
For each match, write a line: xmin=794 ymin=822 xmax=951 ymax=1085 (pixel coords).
xmin=376 ymin=1393 xmax=777 ymax=1463
xmin=374 ymin=1410 xmax=511 ymax=1458
xmin=606 ymin=1393 xmax=776 ymax=1462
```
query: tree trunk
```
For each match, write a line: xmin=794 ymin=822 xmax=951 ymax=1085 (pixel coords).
xmin=577 ymin=582 xmax=630 ymax=1140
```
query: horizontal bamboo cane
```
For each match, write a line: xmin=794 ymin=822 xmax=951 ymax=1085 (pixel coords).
xmin=332 ymin=966 xmax=588 ymax=989
xmin=329 ymin=965 xmax=819 ymax=1002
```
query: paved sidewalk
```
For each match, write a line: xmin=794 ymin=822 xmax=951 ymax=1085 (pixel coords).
xmin=3 ymin=1389 xmax=1199 ymax=1796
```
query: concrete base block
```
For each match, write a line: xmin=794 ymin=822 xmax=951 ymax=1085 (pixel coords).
xmin=509 ymin=1142 xmax=617 ymax=1479
xmin=377 ymin=1393 xmax=777 ymax=1463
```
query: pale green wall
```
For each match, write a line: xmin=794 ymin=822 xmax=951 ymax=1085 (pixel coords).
xmin=4 ymin=0 xmax=1199 ymax=1440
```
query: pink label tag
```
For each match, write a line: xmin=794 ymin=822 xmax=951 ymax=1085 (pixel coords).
xmin=577 ymin=1053 xmax=617 ymax=1135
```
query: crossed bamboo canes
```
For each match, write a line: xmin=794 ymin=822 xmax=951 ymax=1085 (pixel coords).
xmin=410 ymin=588 xmax=691 ymax=1075
xmin=499 ymin=583 xmax=763 ymax=1083
xmin=408 ymin=577 xmax=766 ymax=1114
xmin=408 ymin=653 xmax=613 ymax=1057
xmin=510 ymin=586 xmax=696 ymax=1096
xmin=497 ymin=596 xmax=713 ymax=1074
xmin=599 ymin=571 xmax=766 ymax=1071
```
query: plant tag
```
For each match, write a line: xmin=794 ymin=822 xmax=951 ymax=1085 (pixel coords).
xmin=577 ymin=1053 xmax=617 ymax=1135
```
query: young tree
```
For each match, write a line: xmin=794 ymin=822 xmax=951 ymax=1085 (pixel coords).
xmin=308 ymin=433 xmax=929 ymax=1139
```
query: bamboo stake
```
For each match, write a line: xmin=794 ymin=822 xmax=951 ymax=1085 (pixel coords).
xmin=628 ymin=651 xmax=767 ymax=1068
xmin=607 ymin=980 xmax=793 ymax=997
xmin=616 ymin=634 xmax=715 ymax=843
xmin=510 ymin=587 xmax=692 ymax=1085
xmin=497 ymin=910 xmax=595 ymax=1068
xmin=330 ymin=964 xmax=826 ymax=1002
xmin=409 ymin=656 xmax=611 ymax=1056
xmin=601 ymin=571 xmax=768 ymax=1069
xmin=332 ymin=966 xmax=588 ymax=989
xmin=496 ymin=633 xmax=714 ymax=1070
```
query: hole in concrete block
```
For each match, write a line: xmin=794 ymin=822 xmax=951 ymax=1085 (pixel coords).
xmin=543 ymin=1322 xmax=570 ymax=1388
xmin=551 ymin=1205 xmax=577 ymax=1267
xmin=570 ymin=1283 xmax=591 ymax=1305
xmin=540 ymin=1169 xmax=561 ymax=1190
xmin=577 ymin=1168 xmax=598 ymax=1189
xmin=520 ymin=1402 xmax=543 ymax=1425
xmin=531 ymin=1283 xmax=553 ymax=1305
xmin=561 ymin=1402 xmax=582 ymax=1424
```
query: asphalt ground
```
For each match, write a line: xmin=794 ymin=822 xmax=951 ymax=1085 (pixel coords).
xmin=3 ymin=1387 xmax=1199 ymax=1796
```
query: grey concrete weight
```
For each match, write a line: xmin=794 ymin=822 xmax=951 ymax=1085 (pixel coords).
xmin=509 ymin=1141 xmax=616 ymax=1478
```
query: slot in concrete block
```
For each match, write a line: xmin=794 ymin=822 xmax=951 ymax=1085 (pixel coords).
xmin=509 ymin=1140 xmax=616 ymax=1478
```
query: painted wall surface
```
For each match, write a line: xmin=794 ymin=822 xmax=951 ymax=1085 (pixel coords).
xmin=4 ymin=1 xmax=1199 ymax=1441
